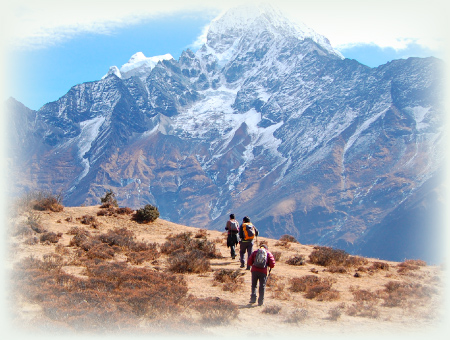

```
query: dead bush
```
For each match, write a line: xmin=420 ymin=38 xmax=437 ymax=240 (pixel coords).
xmin=328 ymin=306 xmax=343 ymax=321
xmin=286 ymin=254 xmax=306 ymax=266
xmin=285 ymin=308 xmax=308 ymax=323
xmin=194 ymin=229 xmax=208 ymax=239
xmin=161 ymin=232 xmax=221 ymax=259
xmin=344 ymin=256 xmax=369 ymax=267
xmin=115 ymin=207 xmax=134 ymax=215
xmin=346 ymin=301 xmax=379 ymax=318
xmin=327 ymin=265 xmax=347 ymax=274
xmin=213 ymin=269 xmax=244 ymax=291
xmin=262 ymin=305 xmax=282 ymax=314
xmin=40 ymin=232 xmax=62 ymax=244
xmin=397 ymin=259 xmax=427 ymax=273
xmin=26 ymin=213 xmax=47 ymax=233
xmin=368 ymin=261 xmax=390 ymax=271
xmin=190 ymin=297 xmax=239 ymax=325
xmin=98 ymin=227 xmax=134 ymax=248
xmin=168 ymin=249 xmax=211 ymax=273
xmin=31 ymin=192 xmax=64 ymax=212
xmin=86 ymin=243 xmax=116 ymax=259
xmin=379 ymin=281 xmax=436 ymax=308
xmin=309 ymin=246 xmax=349 ymax=267
xmin=279 ymin=234 xmax=299 ymax=243
xmin=79 ymin=215 xmax=98 ymax=227
xmin=351 ymin=288 xmax=378 ymax=303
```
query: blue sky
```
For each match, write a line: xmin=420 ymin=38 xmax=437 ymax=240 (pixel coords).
xmin=2 ymin=0 xmax=448 ymax=110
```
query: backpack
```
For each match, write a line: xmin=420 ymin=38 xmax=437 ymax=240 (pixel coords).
xmin=229 ymin=220 xmax=239 ymax=232
xmin=254 ymin=248 xmax=268 ymax=268
xmin=242 ymin=223 xmax=255 ymax=241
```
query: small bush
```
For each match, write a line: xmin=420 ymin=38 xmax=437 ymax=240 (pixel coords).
xmin=115 ymin=207 xmax=134 ymax=215
xmin=100 ymin=190 xmax=118 ymax=208
xmin=86 ymin=243 xmax=115 ymax=259
xmin=213 ymin=269 xmax=244 ymax=291
xmin=327 ymin=265 xmax=347 ymax=274
xmin=262 ymin=305 xmax=282 ymax=314
xmin=78 ymin=215 xmax=99 ymax=228
xmin=31 ymin=191 xmax=64 ymax=212
xmin=40 ymin=232 xmax=62 ymax=244
xmin=190 ymin=297 xmax=239 ymax=325
xmin=351 ymin=288 xmax=377 ymax=303
xmin=285 ymin=308 xmax=308 ymax=323
xmin=346 ymin=302 xmax=379 ymax=318
xmin=26 ymin=213 xmax=47 ymax=233
xmin=368 ymin=261 xmax=390 ymax=271
xmin=168 ymin=249 xmax=211 ymax=273
xmin=397 ymin=259 xmax=427 ymax=273
xmin=194 ymin=229 xmax=208 ymax=239
xmin=309 ymin=246 xmax=349 ymax=267
xmin=279 ymin=234 xmax=298 ymax=243
xmin=133 ymin=204 xmax=160 ymax=223
xmin=286 ymin=254 xmax=306 ymax=266
xmin=328 ymin=306 xmax=342 ymax=321
xmin=344 ymin=256 xmax=369 ymax=267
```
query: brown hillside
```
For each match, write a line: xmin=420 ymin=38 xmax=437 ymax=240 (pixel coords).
xmin=7 ymin=204 xmax=446 ymax=338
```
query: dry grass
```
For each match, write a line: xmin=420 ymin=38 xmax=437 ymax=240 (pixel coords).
xmin=8 ymin=204 xmax=443 ymax=335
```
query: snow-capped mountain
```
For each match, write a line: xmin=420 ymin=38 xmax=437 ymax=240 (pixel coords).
xmin=6 ymin=4 xmax=446 ymax=263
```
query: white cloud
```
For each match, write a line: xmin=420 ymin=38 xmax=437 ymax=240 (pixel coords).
xmin=2 ymin=0 xmax=448 ymax=53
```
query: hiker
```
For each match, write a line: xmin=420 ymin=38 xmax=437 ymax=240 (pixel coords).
xmin=225 ymin=213 xmax=240 ymax=259
xmin=248 ymin=244 xmax=275 ymax=306
xmin=238 ymin=216 xmax=258 ymax=269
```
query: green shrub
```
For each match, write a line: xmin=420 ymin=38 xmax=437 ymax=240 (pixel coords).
xmin=133 ymin=204 xmax=160 ymax=223
xmin=100 ymin=190 xmax=118 ymax=208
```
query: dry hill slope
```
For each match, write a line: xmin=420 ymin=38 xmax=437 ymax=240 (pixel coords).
xmin=7 ymin=203 xmax=446 ymax=338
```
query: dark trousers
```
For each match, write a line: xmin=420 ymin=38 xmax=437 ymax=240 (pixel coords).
xmin=251 ymin=271 xmax=267 ymax=305
xmin=239 ymin=241 xmax=253 ymax=266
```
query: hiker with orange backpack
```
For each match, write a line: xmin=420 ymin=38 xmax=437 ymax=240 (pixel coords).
xmin=238 ymin=216 xmax=259 ymax=270
xmin=225 ymin=214 xmax=240 ymax=259
xmin=248 ymin=244 xmax=275 ymax=306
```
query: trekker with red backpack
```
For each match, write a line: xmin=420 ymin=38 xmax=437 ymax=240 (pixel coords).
xmin=248 ymin=244 xmax=275 ymax=306
xmin=238 ymin=216 xmax=259 ymax=270
xmin=225 ymin=214 xmax=240 ymax=259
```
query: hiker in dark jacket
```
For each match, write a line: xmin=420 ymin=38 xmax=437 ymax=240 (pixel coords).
xmin=238 ymin=216 xmax=258 ymax=270
xmin=225 ymin=214 xmax=240 ymax=259
xmin=248 ymin=244 xmax=275 ymax=306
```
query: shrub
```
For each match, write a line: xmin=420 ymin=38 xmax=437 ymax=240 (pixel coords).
xmin=328 ymin=306 xmax=342 ymax=321
xmin=279 ymin=234 xmax=298 ymax=243
xmin=286 ymin=254 xmax=306 ymax=266
xmin=161 ymin=232 xmax=221 ymax=259
xmin=86 ymin=243 xmax=116 ymax=259
xmin=285 ymin=308 xmax=308 ymax=323
xmin=194 ymin=229 xmax=208 ymax=239
xmin=346 ymin=302 xmax=379 ymax=318
xmin=190 ymin=297 xmax=239 ymax=325
xmin=368 ymin=261 xmax=390 ymax=271
xmin=397 ymin=259 xmax=427 ymax=273
xmin=167 ymin=249 xmax=211 ymax=273
xmin=79 ymin=215 xmax=98 ymax=227
xmin=213 ymin=269 xmax=244 ymax=291
xmin=100 ymin=190 xmax=118 ymax=208
xmin=327 ymin=265 xmax=347 ymax=274
xmin=26 ymin=213 xmax=47 ymax=233
xmin=98 ymin=227 xmax=134 ymax=248
xmin=40 ymin=232 xmax=62 ymax=244
xmin=262 ymin=305 xmax=282 ymax=314
xmin=115 ymin=207 xmax=134 ymax=215
xmin=344 ymin=256 xmax=369 ymax=267
xmin=351 ymin=288 xmax=377 ymax=303
xmin=290 ymin=275 xmax=322 ymax=293
xmin=309 ymin=246 xmax=349 ymax=267
xmin=133 ymin=204 xmax=160 ymax=223
xmin=31 ymin=191 xmax=64 ymax=212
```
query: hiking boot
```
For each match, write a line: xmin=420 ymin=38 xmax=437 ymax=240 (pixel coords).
xmin=249 ymin=299 xmax=256 ymax=304
xmin=258 ymin=301 xmax=263 ymax=306
xmin=240 ymin=264 xmax=245 ymax=268
xmin=246 ymin=266 xmax=250 ymax=270
xmin=232 ymin=255 xmax=235 ymax=259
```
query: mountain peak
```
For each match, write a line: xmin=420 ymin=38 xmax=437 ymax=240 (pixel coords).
xmin=205 ymin=3 xmax=343 ymax=58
